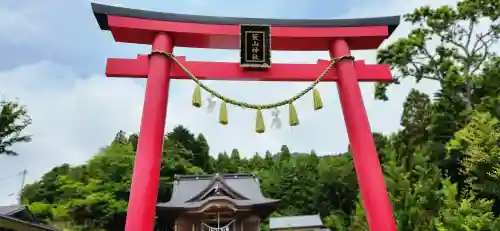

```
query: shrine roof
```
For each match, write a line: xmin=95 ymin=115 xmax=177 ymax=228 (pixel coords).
xmin=0 ymin=214 xmax=62 ymax=231
xmin=91 ymin=2 xmax=399 ymax=36
xmin=0 ymin=205 xmax=61 ymax=231
xmin=269 ymin=214 xmax=324 ymax=229
xmin=157 ymin=173 xmax=279 ymax=209
xmin=0 ymin=205 xmax=24 ymax=215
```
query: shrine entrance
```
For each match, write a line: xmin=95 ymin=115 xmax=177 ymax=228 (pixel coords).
xmin=91 ymin=3 xmax=401 ymax=231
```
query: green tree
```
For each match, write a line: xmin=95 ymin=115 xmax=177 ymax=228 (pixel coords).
xmin=248 ymin=153 xmax=264 ymax=171
xmin=433 ymin=179 xmax=500 ymax=231
xmin=376 ymin=0 xmax=500 ymax=105
xmin=20 ymin=118 xmax=500 ymax=230
xmin=22 ymin=130 xmax=205 ymax=230
xmin=279 ymin=145 xmax=291 ymax=162
xmin=192 ymin=134 xmax=212 ymax=173
xmin=127 ymin=133 xmax=138 ymax=151
xmin=215 ymin=151 xmax=234 ymax=173
xmin=316 ymin=154 xmax=357 ymax=220
xmin=0 ymin=99 xmax=32 ymax=155
xmin=447 ymin=111 xmax=500 ymax=214
xmin=374 ymin=0 xmax=500 ymax=204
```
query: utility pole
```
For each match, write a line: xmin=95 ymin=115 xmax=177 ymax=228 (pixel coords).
xmin=17 ymin=169 xmax=27 ymax=205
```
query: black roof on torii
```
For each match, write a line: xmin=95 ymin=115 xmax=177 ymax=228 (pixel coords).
xmin=91 ymin=2 xmax=400 ymax=36
xmin=157 ymin=173 xmax=279 ymax=211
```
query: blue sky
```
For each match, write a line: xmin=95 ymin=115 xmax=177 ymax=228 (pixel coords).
xmin=0 ymin=0 xmax=457 ymax=205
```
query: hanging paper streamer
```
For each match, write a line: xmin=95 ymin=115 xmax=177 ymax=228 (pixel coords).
xmin=207 ymin=94 xmax=217 ymax=113
xmin=270 ymin=108 xmax=282 ymax=129
xmin=202 ymin=220 xmax=235 ymax=231
xmin=206 ymin=226 xmax=230 ymax=231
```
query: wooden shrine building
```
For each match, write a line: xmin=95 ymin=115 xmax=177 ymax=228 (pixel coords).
xmin=157 ymin=173 xmax=279 ymax=231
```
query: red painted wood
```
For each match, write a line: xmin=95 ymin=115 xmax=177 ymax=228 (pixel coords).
xmin=107 ymin=15 xmax=389 ymax=50
xmin=105 ymin=55 xmax=392 ymax=82
xmin=331 ymin=39 xmax=397 ymax=231
xmin=125 ymin=33 xmax=173 ymax=231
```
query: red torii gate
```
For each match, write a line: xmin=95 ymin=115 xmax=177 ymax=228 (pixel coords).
xmin=91 ymin=3 xmax=400 ymax=231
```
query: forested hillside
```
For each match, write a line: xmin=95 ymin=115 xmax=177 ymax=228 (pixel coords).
xmin=15 ymin=0 xmax=500 ymax=230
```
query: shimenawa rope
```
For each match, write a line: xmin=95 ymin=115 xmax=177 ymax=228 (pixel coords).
xmin=149 ymin=51 xmax=354 ymax=133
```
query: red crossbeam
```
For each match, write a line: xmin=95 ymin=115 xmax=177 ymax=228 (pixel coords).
xmin=108 ymin=16 xmax=389 ymax=50
xmin=106 ymin=55 xmax=392 ymax=82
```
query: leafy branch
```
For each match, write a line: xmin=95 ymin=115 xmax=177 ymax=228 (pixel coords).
xmin=375 ymin=0 xmax=499 ymax=108
xmin=0 ymin=99 xmax=32 ymax=156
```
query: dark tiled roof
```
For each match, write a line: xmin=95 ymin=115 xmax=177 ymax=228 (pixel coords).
xmin=157 ymin=173 xmax=279 ymax=209
xmin=91 ymin=2 xmax=400 ymax=36
xmin=0 ymin=205 xmax=24 ymax=215
xmin=0 ymin=214 xmax=61 ymax=231
xmin=269 ymin=214 xmax=324 ymax=229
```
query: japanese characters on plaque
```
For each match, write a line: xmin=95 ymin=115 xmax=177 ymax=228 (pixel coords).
xmin=240 ymin=24 xmax=271 ymax=68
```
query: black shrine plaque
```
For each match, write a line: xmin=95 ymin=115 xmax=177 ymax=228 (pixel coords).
xmin=240 ymin=24 xmax=271 ymax=69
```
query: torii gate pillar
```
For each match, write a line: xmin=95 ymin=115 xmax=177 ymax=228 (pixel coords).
xmin=331 ymin=39 xmax=396 ymax=228
xmin=126 ymin=33 xmax=174 ymax=231
xmin=91 ymin=3 xmax=400 ymax=231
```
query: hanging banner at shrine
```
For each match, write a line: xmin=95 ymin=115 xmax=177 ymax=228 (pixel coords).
xmin=240 ymin=24 xmax=271 ymax=68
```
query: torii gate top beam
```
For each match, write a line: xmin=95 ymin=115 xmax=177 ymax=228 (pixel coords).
xmin=91 ymin=3 xmax=400 ymax=51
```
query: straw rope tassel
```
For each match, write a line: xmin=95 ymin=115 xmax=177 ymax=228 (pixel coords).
xmin=255 ymin=107 xmax=265 ymax=133
xmin=288 ymin=103 xmax=299 ymax=126
xmin=192 ymin=84 xmax=202 ymax=108
xmin=219 ymin=102 xmax=228 ymax=125
xmin=312 ymin=88 xmax=323 ymax=110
